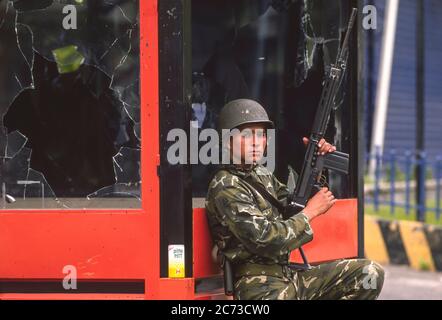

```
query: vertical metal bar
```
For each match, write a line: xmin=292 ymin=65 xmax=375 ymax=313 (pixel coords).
xmin=416 ymin=0 xmax=426 ymax=222
xmin=2 ymin=182 xmax=5 ymax=209
xmin=366 ymin=0 xmax=375 ymax=155
xmin=424 ymin=154 xmax=427 ymax=218
xmin=390 ymin=150 xmax=396 ymax=214
xmin=436 ymin=157 xmax=441 ymax=220
xmin=41 ymin=183 xmax=45 ymax=209
xmin=357 ymin=0 xmax=365 ymax=259
xmin=405 ymin=150 xmax=412 ymax=215
xmin=158 ymin=0 xmax=193 ymax=278
xmin=417 ymin=152 xmax=427 ymax=222
xmin=374 ymin=147 xmax=381 ymax=212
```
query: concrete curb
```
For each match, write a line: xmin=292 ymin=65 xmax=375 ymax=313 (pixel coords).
xmin=365 ymin=216 xmax=442 ymax=272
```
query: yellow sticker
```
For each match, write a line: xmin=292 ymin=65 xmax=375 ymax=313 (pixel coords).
xmin=168 ymin=245 xmax=185 ymax=278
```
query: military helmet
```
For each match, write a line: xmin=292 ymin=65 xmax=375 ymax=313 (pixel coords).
xmin=218 ymin=99 xmax=274 ymax=131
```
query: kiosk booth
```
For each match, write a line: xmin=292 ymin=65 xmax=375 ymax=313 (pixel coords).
xmin=0 ymin=0 xmax=362 ymax=299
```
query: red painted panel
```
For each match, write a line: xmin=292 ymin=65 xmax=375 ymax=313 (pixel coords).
xmin=156 ymin=278 xmax=195 ymax=300
xmin=290 ymin=199 xmax=359 ymax=263
xmin=0 ymin=213 xmax=149 ymax=278
xmin=193 ymin=208 xmax=221 ymax=279
xmin=193 ymin=199 xmax=359 ymax=279
xmin=140 ymin=0 xmax=162 ymax=299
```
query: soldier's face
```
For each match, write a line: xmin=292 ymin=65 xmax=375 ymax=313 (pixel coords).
xmin=230 ymin=124 xmax=267 ymax=165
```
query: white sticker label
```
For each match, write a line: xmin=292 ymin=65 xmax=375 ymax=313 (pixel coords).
xmin=168 ymin=244 xmax=185 ymax=278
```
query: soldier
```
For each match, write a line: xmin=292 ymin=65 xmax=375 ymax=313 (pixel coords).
xmin=205 ymin=99 xmax=385 ymax=300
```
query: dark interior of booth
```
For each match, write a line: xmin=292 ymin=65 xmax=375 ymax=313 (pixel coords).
xmin=191 ymin=0 xmax=356 ymax=201
xmin=0 ymin=0 xmax=141 ymax=209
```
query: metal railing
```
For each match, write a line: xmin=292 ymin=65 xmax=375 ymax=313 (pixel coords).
xmin=365 ymin=149 xmax=442 ymax=221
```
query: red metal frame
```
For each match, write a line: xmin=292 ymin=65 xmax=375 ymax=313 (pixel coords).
xmin=0 ymin=0 xmax=194 ymax=300
xmin=0 ymin=1 xmax=360 ymax=300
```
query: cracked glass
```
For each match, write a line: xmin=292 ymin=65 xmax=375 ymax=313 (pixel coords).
xmin=191 ymin=0 xmax=353 ymax=198
xmin=0 ymin=0 xmax=141 ymax=209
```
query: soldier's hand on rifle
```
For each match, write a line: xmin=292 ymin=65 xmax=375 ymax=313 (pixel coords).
xmin=302 ymin=187 xmax=336 ymax=222
xmin=302 ymin=137 xmax=337 ymax=155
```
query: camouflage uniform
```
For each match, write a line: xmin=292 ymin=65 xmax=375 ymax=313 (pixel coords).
xmin=205 ymin=164 xmax=385 ymax=300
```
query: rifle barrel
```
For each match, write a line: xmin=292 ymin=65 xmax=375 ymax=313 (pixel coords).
xmin=337 ymin=8 xmax=358 ymax=64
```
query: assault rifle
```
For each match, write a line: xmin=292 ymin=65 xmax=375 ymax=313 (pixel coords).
xmin=284 ymin=8 xmax=358 ymax=267
xmin=285 ymin=8 xmax=357 ymax=219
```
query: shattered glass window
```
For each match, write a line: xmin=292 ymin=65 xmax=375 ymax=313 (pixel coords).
xmin=191 ymin=0 xmax=355 ymax=198
xmin=0 ymin=0 xmax=141 ymax=209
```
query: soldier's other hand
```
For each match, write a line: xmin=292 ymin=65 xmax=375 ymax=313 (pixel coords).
xmin=302 ymin=137 xmax=337 ymax=156
xmin=303 ymin=187 xmax=336 ymax=222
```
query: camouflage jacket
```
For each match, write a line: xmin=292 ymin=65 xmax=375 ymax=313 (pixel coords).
xmin=205 ymin=164 xmax=314 ymax=266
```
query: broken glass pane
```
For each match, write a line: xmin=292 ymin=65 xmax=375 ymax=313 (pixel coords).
xmin=5 ymin=130 xmax=27 ymax=159
xmin=0 ymin=0 xmax=8 ymax=27
xmin=1 ymin=132 xmax=63 ymax=209
xmin=113 ymin=147 xmax=141 ymax=184
xmin=1 ymin=0 xmax=141 ymax=209
xmin=22 ymin=168 xmax=61 ymax=208
xmin=0 ymin=1 xmax=34 ymax=132
xmin=191 ymin=0 xmax=353 ymax=198
xmin=86 ymin=147 xmax=140 ymax=208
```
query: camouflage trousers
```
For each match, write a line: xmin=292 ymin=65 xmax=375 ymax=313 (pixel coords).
xmin=233 ymin=259 xmax=385 ymax=300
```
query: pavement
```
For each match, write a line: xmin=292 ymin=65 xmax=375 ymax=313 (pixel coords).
xmin=379 ymin=265 xmax=442 ymax=300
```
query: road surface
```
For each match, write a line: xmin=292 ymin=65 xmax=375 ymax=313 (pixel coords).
xmin=379 ymin=265 xmax=442 ymax=300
